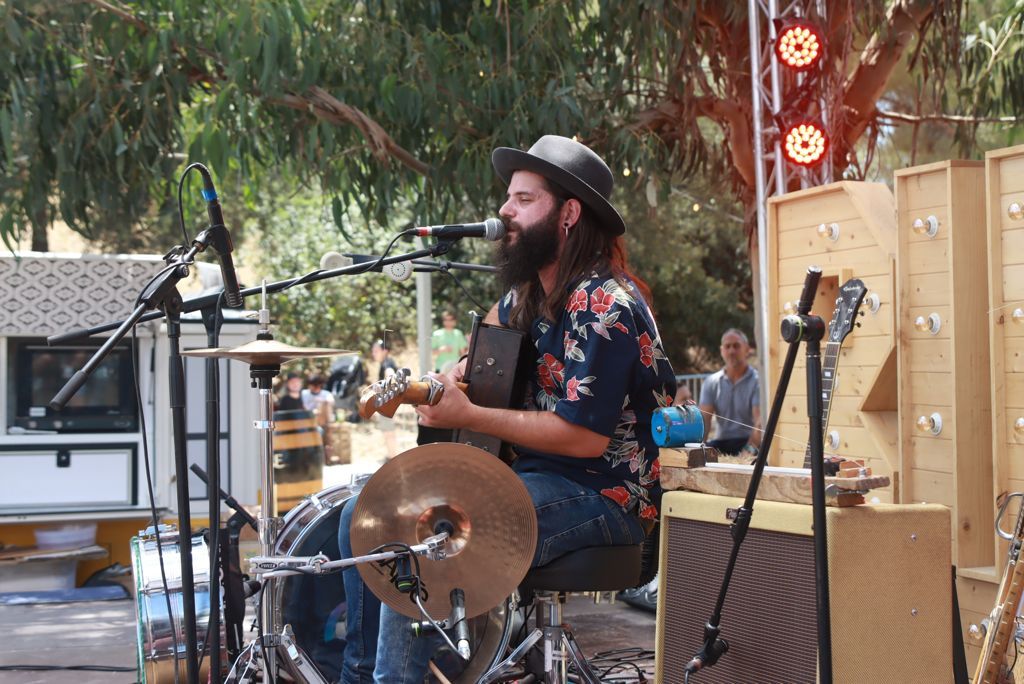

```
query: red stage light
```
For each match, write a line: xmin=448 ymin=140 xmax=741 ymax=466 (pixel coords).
xmin=782 ymin=122 xmax=829 ymax=167
xmin=775 ymin=23 xmax=822 ymax=71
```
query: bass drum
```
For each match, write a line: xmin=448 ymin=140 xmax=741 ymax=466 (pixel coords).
xmin=274 ymin=479 xmax=515 ymax=683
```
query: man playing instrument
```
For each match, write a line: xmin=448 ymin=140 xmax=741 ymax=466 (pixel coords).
xmin=338 ymin=135 xmax=676 ymax=683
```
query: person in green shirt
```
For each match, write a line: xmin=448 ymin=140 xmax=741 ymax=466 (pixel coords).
xmin=430 ymin=309 xmax=467 ymax=372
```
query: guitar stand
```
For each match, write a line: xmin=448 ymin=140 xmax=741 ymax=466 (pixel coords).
xmin=683 ymin=266 xmax=834 ymax=684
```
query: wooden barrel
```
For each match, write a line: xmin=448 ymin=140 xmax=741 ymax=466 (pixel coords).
xmin=273 ymin=409 xmax=324 ymax=512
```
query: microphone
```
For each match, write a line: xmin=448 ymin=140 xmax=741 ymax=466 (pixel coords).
xmin=414 ymin=218 xmax=505 ymax=241
xmin=450 ymin=588 xmax=471 ymax=660
xmin=320 ymin=251 xmax=354 ymax=271
xmin=196 ymin=168 xmax=243 ymax=308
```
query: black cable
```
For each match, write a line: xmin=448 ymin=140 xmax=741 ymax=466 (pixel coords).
xmin=177 ymin=163 xmax=207 ymax=245
xmin=132 ymin=326 xmax=181 ymax=684
xmin=440 ymin=267 xmax=489 ymax=312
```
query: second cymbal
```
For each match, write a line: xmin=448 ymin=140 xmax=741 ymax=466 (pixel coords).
xmin=181 ymin=338 xmax=350 ymax=366
xmin=349 ymin=443 xmax=537 ymax=620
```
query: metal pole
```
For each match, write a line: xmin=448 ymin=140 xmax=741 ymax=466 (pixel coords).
xmin=749 ymin=0 xmax=773 ymax=410
xmin=415 ymin=236 xmax=433 ymax=376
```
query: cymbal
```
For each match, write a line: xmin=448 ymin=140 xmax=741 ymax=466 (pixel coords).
xmin=180 ymin=338 xmax=351 ymax=366
xmin=350 ymin=443 xmax=537 ymax=620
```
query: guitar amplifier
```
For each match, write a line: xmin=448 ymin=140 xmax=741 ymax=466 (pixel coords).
xmin=655 ymin=491 xmax=952 ymax=683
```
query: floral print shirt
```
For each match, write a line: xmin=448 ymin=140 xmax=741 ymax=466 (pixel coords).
xmin=499 ymin=272 xmax=676 ymax=520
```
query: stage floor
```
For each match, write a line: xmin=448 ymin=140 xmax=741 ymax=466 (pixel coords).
xmin=0 ymin=593 xmax=656 ymax=682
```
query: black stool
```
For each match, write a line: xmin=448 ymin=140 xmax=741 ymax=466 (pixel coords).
xmin=481 ymin=544 xmax=646 ymax=683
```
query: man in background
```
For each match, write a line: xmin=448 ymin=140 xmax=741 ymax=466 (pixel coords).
xmin=699 ymin=328 xmax=761 ymax=456
xmin=430 ymin=309 xmax=467 ymax=372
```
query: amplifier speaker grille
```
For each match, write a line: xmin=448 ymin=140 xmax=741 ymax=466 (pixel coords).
xmin=661 ymin=517 xmax=818 ymax=684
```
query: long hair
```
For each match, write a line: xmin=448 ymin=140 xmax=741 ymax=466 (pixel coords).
xmin=508 ymin=178 xmax=653 ymax=331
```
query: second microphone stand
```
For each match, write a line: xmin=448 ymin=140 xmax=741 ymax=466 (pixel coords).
xmin=685 ymin=265 xmax=833 ymax=684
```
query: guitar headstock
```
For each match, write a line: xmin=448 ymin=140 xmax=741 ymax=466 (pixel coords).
xmin=827 ymin=278 xmax=868 ymax=344
xmin=357 ymin=368 xmax=411 ymax=419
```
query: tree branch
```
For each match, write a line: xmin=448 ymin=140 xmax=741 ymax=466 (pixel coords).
xmin=878 ymin=110 xmax=1022 ymax=124
xmin=80 ymin=0 xmax=430 ymax=177
xmin=839 ymin=0 xmax=937 ymax=152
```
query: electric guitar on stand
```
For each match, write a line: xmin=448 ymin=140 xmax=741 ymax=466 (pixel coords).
xmin=971 ymin=492 xmax=1024 ymax=684
xmin=802 ymin=278 xmax=868 ymax=472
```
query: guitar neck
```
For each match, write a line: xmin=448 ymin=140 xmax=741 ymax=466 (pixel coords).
xmin=820 ymin=340 xmax=841 ymax=436
xmin=975 ymin=549 xmax=1024 ymax=683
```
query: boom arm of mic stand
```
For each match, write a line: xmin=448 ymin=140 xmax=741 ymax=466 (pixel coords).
xmin=46 ymin=244 xmax=451 ymax=345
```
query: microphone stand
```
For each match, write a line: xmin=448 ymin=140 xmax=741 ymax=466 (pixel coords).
xmin=684 ymin=266 xmax=832 ymax=684
xmin=49 ymin=238 xmax=219 ymax=684
xmin=201 ymin=300 xmax=225 ymax=684
xmin=46 ymin=235 xmax=478 ymax=681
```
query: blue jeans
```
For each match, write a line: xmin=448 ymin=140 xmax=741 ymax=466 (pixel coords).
xmin=338 ymin=494 xmax=381 ymax=684
xmin=367 ymin=472 xmax=647 ymax=683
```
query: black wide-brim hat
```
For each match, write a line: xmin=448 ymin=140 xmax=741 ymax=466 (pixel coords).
xmin=492 ymin=135 xmax=626 ymax=235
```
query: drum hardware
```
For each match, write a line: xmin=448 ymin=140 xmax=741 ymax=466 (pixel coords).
xmin=182 ymin=284 xmax=351 ymax=683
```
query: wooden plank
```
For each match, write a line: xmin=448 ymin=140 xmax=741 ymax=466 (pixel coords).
xmin=905 ymin=338 xmax=952 ymax=372
xmin=659 ymin=464 xmax=886 ymax=506
xmin=906 ymin=237 xmax=951 ymax=276
xmin=1001 ymin=226 xmax=1024 ymax=265
xmin=776 ymin=218 xmax=878 ymax=259
xmin=903 ymin=435 xmax=954 ymax=474
xmin=1003 ymin=263 xmax=1024 ymax=303
xmin=778 ymin=248 xmax=891 ymax=285
xmin=772 ymin=187 xmax=861 ymax=231
xmin=905 ymin=272 xmax=952 ymax=308
xmin=1005 ymin=338 xmax=1024 ymax=372
xmin=1006 ymin=372 xmax=1024 ymax=409
xmin=908 ymin=371 xmax=953 ymax=400
xmin=996 ymin=153 xmax=1024 ymax=195
xmin=905 ymin=468 xmax=954 ymax=505
xmin=897 ymin=168 xmax=950 ymax=212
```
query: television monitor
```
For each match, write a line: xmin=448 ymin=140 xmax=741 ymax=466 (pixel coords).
xmin=9 ymin=338 xmax=139 ymax=433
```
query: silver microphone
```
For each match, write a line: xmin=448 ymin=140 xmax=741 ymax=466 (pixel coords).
xmin=414 ymin=218 xmax=505 ymax=241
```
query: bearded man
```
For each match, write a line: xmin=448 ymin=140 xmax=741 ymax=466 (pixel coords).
xmin=336 ymin=135 xmax=676 ymax=683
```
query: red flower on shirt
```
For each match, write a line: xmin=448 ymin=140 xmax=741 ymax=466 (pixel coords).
xmin=590 ymin=286 xmax=615 ymax=315
xmin=638 ymin=332 xmax=655 ymax=368
xmin=542 ymin=353 xmax=564 ymax=384
xmin=566 ymin=289 xmax=588 ymax=314
xmin=566 ymin=376 xmax=581 ymax=401
xmin=649 ymin=458 xmax=661 ymax=481
xmin=639 ymin=503 xmax=658 ymax=520
xmin=601 ymin=486 xmax=631 ymax=507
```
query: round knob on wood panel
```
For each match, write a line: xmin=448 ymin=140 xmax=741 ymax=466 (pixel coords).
xmin=916 ymin=413 xmax=943 ymax=436
xmin=911 ymin=215 xmax=940 ymax=238
xmin=1009 ymin=201 xmax=1023 ymax=221
xmin=1012 ymin=308 xmax=1024 ymax=324
xmin=1015 ymin=417 xmax=1024 ymax=435
xmin=816 ymin=222 xmax=840 ymax=241
xmin=913 ymin=313 xmax=941 ymax=335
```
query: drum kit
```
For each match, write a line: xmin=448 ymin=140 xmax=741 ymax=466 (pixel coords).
xmin=132 ymin=288 xmax=539 ymax=683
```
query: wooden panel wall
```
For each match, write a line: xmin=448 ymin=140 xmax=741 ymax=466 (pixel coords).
xmin=767 ymin=182 xmax=898 ymax=500
xmin=895 ymin=161 xmax=991 ymax=571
